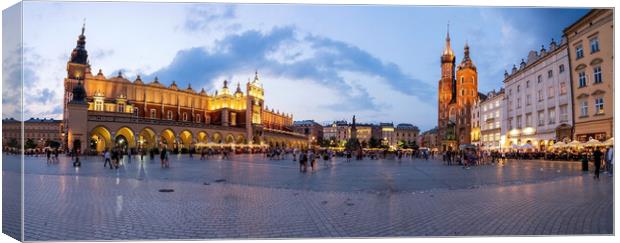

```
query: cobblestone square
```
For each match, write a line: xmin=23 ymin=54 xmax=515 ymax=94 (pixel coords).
xmin=1 ymin=154 xmax=614 ymax=240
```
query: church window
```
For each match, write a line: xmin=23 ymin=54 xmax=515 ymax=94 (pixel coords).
xmin=460 ymin=77 xmax=464 ymax=84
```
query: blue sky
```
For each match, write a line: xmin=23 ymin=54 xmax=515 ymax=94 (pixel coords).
xmin=3 ymin=2 xmax=589 ymax=131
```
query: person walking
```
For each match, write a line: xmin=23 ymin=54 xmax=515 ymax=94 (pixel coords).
xmin=606 ymin=145 xmax=613 ymax=176
xmin=593 ymin=147 xmax=603 ymax=180
xmin=104 ymin=149 xmax=113 ymax=169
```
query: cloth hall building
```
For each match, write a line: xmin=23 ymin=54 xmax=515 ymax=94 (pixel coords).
xmin=63 ymin=25 xmax=306 ymax=153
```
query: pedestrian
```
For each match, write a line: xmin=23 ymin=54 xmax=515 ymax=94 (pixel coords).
xmin=46 ymin=149 xmax=52 ymax=164
xmin=593 ymin=147 xmax=603 ymax=179
xmin=606 ymin=145 xmax=613 ymax=176
xmin=323 ymin=152 xmax=329 ymax=167
xmin=160 ymin=147 xmax=166 ymax=168
xmin=104 ymin=149 xmax=113 ymax=169
xmin=299 ymin=151 xmax=307 ymax=173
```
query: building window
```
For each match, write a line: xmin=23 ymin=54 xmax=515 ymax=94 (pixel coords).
xmin=117 ymin=103 xmax=125 ymax=113
xmin=578 ymin=71 xmax=587 ymax=87
xmin=560 ymin=82 xmax=567 ymax=95
xmin=590 ymin=37 xmax=600 ymax=53
xmin=560 ymin=105 xmax=568 ymax=122
xmin=516 ymin=98 xmax=521 ymax=108
xmin=495 ymin=110 xmax=499 ymax=117
xmin=526 ymin=80 xmax=530 ymax=88
xmin=538 ymin=90 xmax=543 ymax=101
xmin=525 ymin=113 xmax=532 ymax=127
xmin=460 ymin=77 xmax=464 ymax=84
xmin=133 ymin=107 xmax=139 ymax=117
xmin=595 ymin=97 xmax=604 ymax=114
xmin=461 ymin=89 xmax=464 ymax=96
xmin=183 ymin=112 xmax=188 ymax=121
xmin=516 ymin=116 xmax=522 ymax=129
xmin=150 ymin=109 xmax=157 ymax=119
xmin=537 ymin=75 xmax=542 ymax=83
xmin=580 ymin=101 xmax=588 ymax=117
xmin=196 ymin=115 xmax=201 ymax=123
xmin=593 ymin=66 xmax=602 ymax=84
xmin=526 ymin=94 xmax=531 ymax=106
xmin=508 ymin=118 xmax=513 ymax=130
xmin=167 ymin=111 xmax=173 ymax=120
xmin=559 ymin=64 xmax=565 ymax=73
xmin=94 ymin=100 xmax=104 ymax=111
xmin=517 ymin=85 xmax=520 ymax=92
xmin=547 ymin=86 xmax=555 ymax=99
xmin=538 ymin=111 xmax=545 ymax=126
xmin=576 ymin=44 xmax=584 ymax=59
xmin=548 ymin=108 xmax=556 ymax=124
xmin=547 ymin=70 xmax=553 ymax=78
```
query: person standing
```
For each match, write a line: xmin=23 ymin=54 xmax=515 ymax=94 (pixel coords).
xmin=104 ymin=149 xmax=113 ymax=169
xmin=593 ymin=147 xmax=603 ymax=179
xmin=606 ymin=146 xmax=613 ymax=176
xmin=160 ymin=147 xmax=167 ymax=168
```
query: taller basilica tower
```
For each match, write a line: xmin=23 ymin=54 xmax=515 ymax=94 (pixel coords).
xmin=437 ymin=25 xmax=478 ymax=151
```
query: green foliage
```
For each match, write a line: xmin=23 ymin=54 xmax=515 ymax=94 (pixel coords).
xmin=25 ymin=138 xmax=37 ymax=149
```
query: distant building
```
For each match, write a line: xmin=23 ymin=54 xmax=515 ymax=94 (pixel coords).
xmin=470 ymin=92 xmax=488 ymax=147
xmin=564 ymin=9 xmax=613 ymax=142
xmin=395 ymin=123 xmax=420 ymax=145
xmin=292 ymin=120 xmax=324 ymax=145
xmin=322 ymin=120 xmax=348 ymax=145
xmin=479 ymin=89 xmax=504 ymax=151
xmin=417 ymin=127 xmax=439 ymax=150
xmin=2 ymin=118 xmax=63 ymax=150
xmin=379 ymin=123 xmax=395 ymax=146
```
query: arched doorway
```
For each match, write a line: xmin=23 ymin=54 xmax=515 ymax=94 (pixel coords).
xmin=115 ymin=127 xmax=136 ymax=149
xmin=225 ymin=134 xmax=235 ymax=144
xmin=90 ymin=126 xmax=112 ymax=153
xmin=197 ymin=131 xmax=208 ymax=143
xmin=138 ymin=127 xmax=157 ymax=150
xmin=179 ymin=130 xmax=193 ymax=149
xmin=212 ymin=132 xmax=222 ymax=144
xmin=235 ymin=134 xmax=246 ymax=144
xmin=160 ymin=129 xmax=176 ymax=150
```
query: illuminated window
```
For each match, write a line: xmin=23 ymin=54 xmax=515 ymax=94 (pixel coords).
xmin=94 ymin=100 xmax=103 ymax=111
xmin=196 ymin=115 xmax=201 ymax=123
xmin=560 ymin=82 xmax=567 ymax=95
xmin=167 ymin=111 xmax=173 ymax=120
xmin=117 ymin=103 xmax=125 ymax=113
xmin=183 ymin=112 xmax=188 ymax=121
xmin=595 ymin=97 xmax=604 ymax=114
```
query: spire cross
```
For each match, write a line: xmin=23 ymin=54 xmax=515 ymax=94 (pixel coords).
xmin=81 ymin=18 xmax=86 ymax=35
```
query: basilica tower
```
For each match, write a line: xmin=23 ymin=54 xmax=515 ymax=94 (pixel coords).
xmin=455 ymin=42 xmax=478 ymax=145
xmin=438 ymin=25 xmax=456 ymax=150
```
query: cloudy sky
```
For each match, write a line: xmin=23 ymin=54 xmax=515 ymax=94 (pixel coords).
xmin=3 ymin=1 xmax=589 ymax=131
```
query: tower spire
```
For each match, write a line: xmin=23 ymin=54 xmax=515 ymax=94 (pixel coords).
xmin=442 ymin=22 xmax=454 ymax=57
xmin=81 ymin=18 xmax=86 ymax=36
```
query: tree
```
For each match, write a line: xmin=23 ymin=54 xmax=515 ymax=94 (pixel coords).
xmin=7 ymin=138 xmax=18 ymax=148
xmin=25 ymin=139 xmax=36 ymax=150
xmin=368 ymin=137 xmax=381 ymax=148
